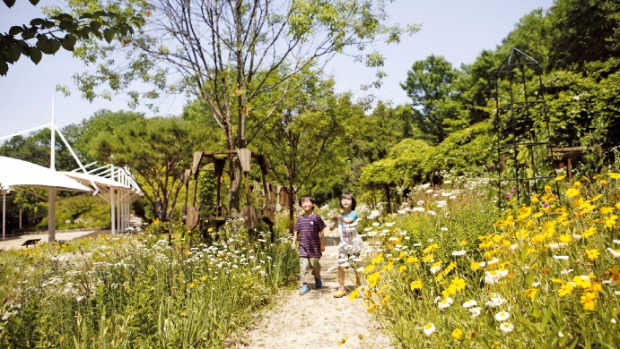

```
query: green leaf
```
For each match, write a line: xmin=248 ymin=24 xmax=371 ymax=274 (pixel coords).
xmin=4 ymin=0 xmax=16 ymax=8
xmin=49 ymin=39 xmax=61 ymax=54
xmin=0 ymin=60 xmax=8 ymax=76
xmin=103 ymin=28 xmax=115 ymax=43
xmin=60 ymin=35 xmax=76 ymax=51
xmin=30 ymin=18 xmax=45 ymax=26
xmin=8 ymin=43 xmax=21 ymax=62
xmin=90 ymin=21 xmax=102 ymax=32
xmin=36 ymin=37 xmax=53 ymax=54
xmin=21 ymin=27 xmax=36 ymax=40
xmin=29 ymin=47 xmax=42 ymax=64
xmin=9 ymin=26 xmax=23 ymax=36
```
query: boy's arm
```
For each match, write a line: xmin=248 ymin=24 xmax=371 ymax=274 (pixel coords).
xmin=291 ymin=230 xmax=298 ymax=250
xmin=320 ymin=228 xmax=325 ymax=252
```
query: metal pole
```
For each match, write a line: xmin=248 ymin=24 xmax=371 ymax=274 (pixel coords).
xmin=2 ymin=191 xmax=6 ymax=241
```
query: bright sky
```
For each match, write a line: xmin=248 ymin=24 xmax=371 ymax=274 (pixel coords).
xmin=0 ymin=0 xmax=554 ymax=136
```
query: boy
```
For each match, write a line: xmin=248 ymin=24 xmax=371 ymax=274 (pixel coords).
xmin=291 ymin=194 xmax=326 ymax=295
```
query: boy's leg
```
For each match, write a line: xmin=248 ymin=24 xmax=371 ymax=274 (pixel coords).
xmin=309 ymin=257 xmax=322 ymax=288
xmin=299 ymin=257 xmax=309 ymax=286
xmin=310 ymin=257 xmax=321 ymax=282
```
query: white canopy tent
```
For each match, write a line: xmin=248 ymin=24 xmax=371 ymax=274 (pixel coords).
xmin=1 ymin=100 xmax=142 ymax=240
xmin=64 ymin=164 xmax=143 ymax=234
xmin=0 ymin=156 xmax=92 ymax=241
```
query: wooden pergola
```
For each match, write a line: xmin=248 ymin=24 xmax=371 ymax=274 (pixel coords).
xmin=185 ymin=149 xmax=275 ymax=238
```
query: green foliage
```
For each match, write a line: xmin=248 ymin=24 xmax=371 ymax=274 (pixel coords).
xmin=0 ymin=229 xmax=298 ymax=348
xmin=401 ymin=55 xmax=461 ymax=144
xmin=88 ymin=116 xmax=221 ymax=221
xmin=0 ymin=1 xmax=146 ymax=75
xmin=549 ymin=0 xmax=620 ymax=70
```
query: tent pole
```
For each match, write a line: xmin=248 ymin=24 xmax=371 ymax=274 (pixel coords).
xmin=111 ymin=188 xmax=116 ymax=234
xmin=2 ymin=191 xmax=6 ymax=241
xmin=48 ymin=188 xmax=56 ymax=242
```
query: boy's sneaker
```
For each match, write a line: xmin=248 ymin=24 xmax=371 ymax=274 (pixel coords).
xmin=315 ymin=279 xmax=322 ymax=289
xmin=333 ymin=289 xmax=347 ymax=298
xmin=299 ymin=284 xmax=310 ymax=295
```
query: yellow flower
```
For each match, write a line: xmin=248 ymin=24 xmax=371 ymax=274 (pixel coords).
xmin=582 ymin=227 xmax=597 ymax=238
xmin=367 ymin=272 xmax=381 ymax=288
xmin=471 ymin=261 xmax=482 ymax=270
xmin=565 ymin=188 xmax=580 ymax=198
xmin=363 ymin=264 xmax=375 ymax=274
xmin=559 ymin=234 xmax=572 ymax=243
xmin=201 ymin=275 xmax=207 ymax=281
xmin=573 ymin=275 xmax=591 ymax=289
xmin=459 ymin=240 xmax=468 ymax=246
xmin=188 ymin=282 xmax=196 ymax=289
xmin=399 ymin=265 xmax=407 ymax=273
xmin=524 ymin=288 xmax=538 ymax=300
xmin=452 ymin=328 xmax=464 ymax=340
xmin=605 ymin=215 xmax=618 ymax=229
xmin=367 ymin=303 xmax=378 ymax=313
xmin=207 ymin=227 xmax=214 ymax=233
xmin=410 ymin=280 xmax=423 ymax=290
xmin=573 ymin=181 xmax=582 ymax=188
xmin=338 ymin=336 xmax=348 ymax=345
xmin=580 ymin=293 xmax=597 ymax=311
xmin=600 ymin=179 xmax=608 ymax=186
xmin=586 ymin=249 xmax=600 ymax=260
xmin=349 ymin=289 xmax=360 ymax=300
xmin=406 ymin=256 xmax=420 ymax=264
xmin=589 ymin=282 xmax=603 ymax=293
xmin=450 ymin=277 xmax=466 ymax=292
xmin=558 ymin=283 xmax=574 ymax=297
xmin=423 ymin=243 xmax=441 ymax=254
xmin=601 ymin=206 xmax=615 ymax=214
xmin=371 ymin=253 xmax=384 ymax=265
xmin=422 ymin=254 xmax=434 ymax=263
xmin=609 ymin=172 xmax=620 ymax=179
xmin=555 ymin=175 xmax=566 ymax=181
xmin=399 ymin=251 xmax=407 ymax=259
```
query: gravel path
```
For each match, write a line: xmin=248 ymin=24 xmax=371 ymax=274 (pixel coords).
xmin=0 ymin=230 xmax=103 ymax=250
xmin=231 ymin=244 xmax=394 ymax=349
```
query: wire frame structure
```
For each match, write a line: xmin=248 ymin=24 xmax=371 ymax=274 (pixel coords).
xmin=495 ymin=48 xmax=555 ymax=205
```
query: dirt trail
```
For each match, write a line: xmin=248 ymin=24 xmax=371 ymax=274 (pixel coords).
xmin=232 ymin=244 xmax=394 ymax=349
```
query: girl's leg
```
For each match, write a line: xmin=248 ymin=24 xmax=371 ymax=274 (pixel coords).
xmin=337 ymin=266 xmax=346 ymax=290
xmin=355 ymin=270 xmax=361 ymax=287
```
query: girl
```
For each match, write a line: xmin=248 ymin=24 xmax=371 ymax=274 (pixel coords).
xmin=330 ymin=192 xmax=362 ymax=298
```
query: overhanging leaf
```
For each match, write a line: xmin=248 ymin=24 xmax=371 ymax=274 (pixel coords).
xmin=3 ymin=0 xmax=16 ymax=8
xmin=103 ymin=28 xmax=115 ymax=43
xmin=60 ymin=35 xmax=76 ymax=51
xmin=29 ymin=47 xmax=42 ymax=64
xmin=9 ymin=26 xmax=23 ymax=36
xmin=0 ymin=60 xmax=8 ymax=76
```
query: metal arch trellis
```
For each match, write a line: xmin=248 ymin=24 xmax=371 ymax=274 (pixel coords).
xmin=494 ymin=48 xmax=556 ymax=205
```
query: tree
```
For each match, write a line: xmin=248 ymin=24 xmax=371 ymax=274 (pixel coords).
xmin=548 ymin=0 xmax=620 ymax=70
xmin=87 ymin=116 xmax=220 ymax=221
xmin=401 ymin=55 xmax=460 ymax=144
xmin=0 ymin=0 xmax=145 ymax=75
xmin=255 ymin=72 xmax=347 ymax=232
xmin=62 ymin=0 xmax=417 ymax=212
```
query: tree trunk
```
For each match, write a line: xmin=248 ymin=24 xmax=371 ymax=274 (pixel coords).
xmin=287 ymin=184 xmax=296 ymax=235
